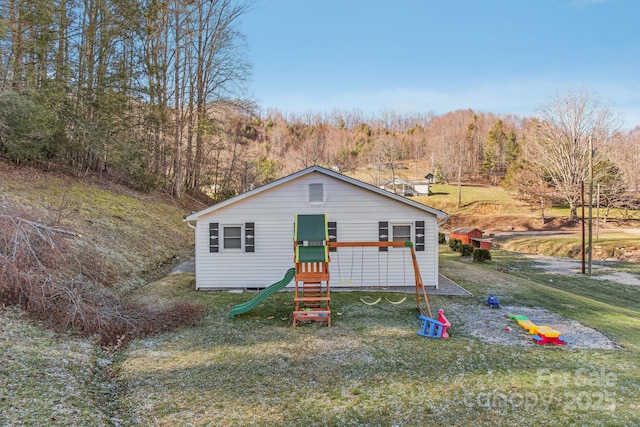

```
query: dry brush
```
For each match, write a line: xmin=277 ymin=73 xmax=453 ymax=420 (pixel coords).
xmin=0 ymin=210 xmax=202 ymax=347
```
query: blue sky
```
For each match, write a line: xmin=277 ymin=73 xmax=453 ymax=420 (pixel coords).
xmin=239 ymin=0 xmax=640 ymax=127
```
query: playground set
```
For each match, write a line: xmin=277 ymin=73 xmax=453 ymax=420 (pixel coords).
xmin=506 ymin=313 xmax=566 ymax=345
xmin=231 ymin=214 xmax=447 ymax=336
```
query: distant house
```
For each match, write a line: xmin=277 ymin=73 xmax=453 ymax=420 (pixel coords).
xmin=449 ymin=227 xmax=492 ymax=249
xmin=379 ymin=178 xmax=417 ymax=196
xmin=413 ymin=182 xmax=432 ymax=196
xmin=184 ymin=166 xmax=449 ymax=290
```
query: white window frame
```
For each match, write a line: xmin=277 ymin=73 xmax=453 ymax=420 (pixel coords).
xmin=222 ymin=224 xmax=243 ymax=251
xmin=308 ymin=183 xmax=325 ymax=203
xmin=391 ymin=223 xmax=412 ymax=244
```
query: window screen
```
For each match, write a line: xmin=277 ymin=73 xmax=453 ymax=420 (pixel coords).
xmin=392 ymin=225 xmax=411 ymax=243
xmin=223 ymin=226 xmax=242 ymax=249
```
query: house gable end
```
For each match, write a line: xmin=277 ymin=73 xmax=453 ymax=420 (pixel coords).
xmin=185 ymin=166 xmax=448 ymax=222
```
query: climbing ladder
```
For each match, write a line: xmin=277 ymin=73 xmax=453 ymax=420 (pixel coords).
xmin=293 ymin=214 xmax=331 ymax=326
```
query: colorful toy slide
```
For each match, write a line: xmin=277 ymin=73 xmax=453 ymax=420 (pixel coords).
xmin=506 ymin=314 xmax=566 ymax=345
xmin=229 ymin=268 xmax=296 ymax=319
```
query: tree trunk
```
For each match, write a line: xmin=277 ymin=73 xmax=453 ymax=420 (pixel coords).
xmin=172 ymin=2 xmax=182 ymax=198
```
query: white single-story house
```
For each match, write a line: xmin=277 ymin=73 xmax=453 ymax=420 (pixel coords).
xmin=184 ymin=166 xmax=449 ymax=290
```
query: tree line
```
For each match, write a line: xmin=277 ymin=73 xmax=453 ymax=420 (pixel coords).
xmin=0 ymin=0 xmax=252 ymax=198
xmin=0 ymin=1 xmax=638 ymax=220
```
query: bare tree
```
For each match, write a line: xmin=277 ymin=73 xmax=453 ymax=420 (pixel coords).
xmin=295 ymin=113 xmax=328 ymax=168
xmin=528 ymin=90 xmax=620 ymax=221
xmin=508 ymin=160 xmax=555 ymax=225
xmin=611 ymin=127 xmax=640 ymax=193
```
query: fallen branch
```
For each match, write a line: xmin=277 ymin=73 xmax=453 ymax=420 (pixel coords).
xmin=0 ymin=215 xmax=80 ymax=237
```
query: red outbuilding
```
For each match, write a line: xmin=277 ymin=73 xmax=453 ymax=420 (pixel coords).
xmin=450 ymin=227 xmax=492 ymax=249
xmin=449 ymin=227 xmax=483 ymax=244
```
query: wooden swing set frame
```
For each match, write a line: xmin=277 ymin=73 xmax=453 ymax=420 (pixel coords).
xmin=329 ymin=241 xmax=432 ymax=318
xmin=292 ymin=214 xmax=432 ymax=326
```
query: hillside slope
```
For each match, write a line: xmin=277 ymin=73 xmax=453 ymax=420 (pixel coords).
xmin=0 ymin=161 xmax=199 ymax=293
xmin=0 ymin=161 xmax=210 ymax=424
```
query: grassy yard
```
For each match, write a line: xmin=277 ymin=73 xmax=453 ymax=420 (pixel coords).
xmin=415 ymin=183 xmax=640 ymax=222
xmin=2 ymin=162 xmax=639 ymax=426
xmin=496 ymin=232 xmax=640 ymax=261
xmin=109 ymin=249 xmax=640 ymax=426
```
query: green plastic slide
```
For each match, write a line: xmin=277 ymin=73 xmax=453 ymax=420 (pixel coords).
xmin=229 ymin=268 xmax=296 ymax=319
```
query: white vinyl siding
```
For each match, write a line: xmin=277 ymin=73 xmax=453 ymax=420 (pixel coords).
xmin=192 ymin=171 xmax=441 ymax=289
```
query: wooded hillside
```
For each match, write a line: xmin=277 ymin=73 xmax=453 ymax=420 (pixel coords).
xmin=1 ymin=0 xmax=639 ymax=212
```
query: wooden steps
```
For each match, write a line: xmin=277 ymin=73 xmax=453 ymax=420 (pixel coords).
xmin=293 ymin=308 xmax=331 ymax=327
xmin=293 ymin=263 xmax=331 ymax=327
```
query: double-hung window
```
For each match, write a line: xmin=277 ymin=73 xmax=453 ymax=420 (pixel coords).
xmin=223 ymin=226 xmax=242 ymax=249
xmin=209 ymin=222 xmax=255 ymax=252
xmin=392 ymin=224 xmax=412 ymax=243
xmin=379 ymin=221 xmax=424 ymax=251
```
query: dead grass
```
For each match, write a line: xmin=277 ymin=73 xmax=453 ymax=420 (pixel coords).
xmin=0 ymin=161 xmax=195 ymax=293
xmin=110 ymin=256 xmax=640 ymax=426
xmin=495 ymin=232 xmax=640 ymax=262
xmin=2 ymin=160 xmax=639 ymax=426
xmin=0 ymin=306 xmax=114 ymax=425
xmin=0 ymin=162 xmax=204 ymax=347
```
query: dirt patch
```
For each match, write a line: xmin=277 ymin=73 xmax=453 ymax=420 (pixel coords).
xmin=446 ymin=213 xmax=581 ymax=232
xmin=451 ymin=303 xmax=615 ymax=350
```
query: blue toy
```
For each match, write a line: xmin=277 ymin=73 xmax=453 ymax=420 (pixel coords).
xmin=486 ymin=294 xmax=500 ymax=309
xmin=417 ymin=309 xmax=451 ymax=338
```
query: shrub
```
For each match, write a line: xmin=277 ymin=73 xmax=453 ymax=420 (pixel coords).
xmin=438 ymin=232 xmax=446 ymax=244
xmin=0 ymin=90 xmax=59 ymax=163
xmin=449 ymin=238 xmax=462 ymax=252
xmin=460 ymin=244 xmax=474 ymax=257
xmin=0 ymin=211 xmax=204 ymax=347
xmin=473 ymin=248 xmax=492 ymax=262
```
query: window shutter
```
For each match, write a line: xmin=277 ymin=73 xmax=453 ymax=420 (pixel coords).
xmin=415 ymin=221 xmax=425 ymax=251
xmin=328 ymin=221 xmax=337 ymax=252
xmin=245 ymin=222 xmax=255 ymax=253
xmin=209 ymin=223 xmax=219 ymax=253
xmin=379 ymin=221 xmax=388 ymax=252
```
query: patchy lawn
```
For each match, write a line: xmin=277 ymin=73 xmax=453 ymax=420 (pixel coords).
xmin=3 ymin=251 xmax=639 ymax=426
xmin=112 ymin=251 xmax=640 ymax=426
xmin=0 ymin=307 xmax=115 ymax=426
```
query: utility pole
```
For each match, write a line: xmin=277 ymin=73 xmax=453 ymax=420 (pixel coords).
xmin=581 ymin=181 xmax=585 ymax=274
xmin=457 ymin=144 xmax=462 ymax=209
xmin=588 ymin=136 xmax=593 ymax=276
xmin=596 ymin=183 xmax=600 ymax=241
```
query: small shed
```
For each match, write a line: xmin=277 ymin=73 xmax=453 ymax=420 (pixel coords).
xmin=449 ymin=228 xmax=484 ymax=244
xmin=471 ymin=238 xmax=493 ymax=250
xmin=424 ymin=173 xmax=435 ymax=184
xmin=450 ymin=228 xmax=492 ymax=249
